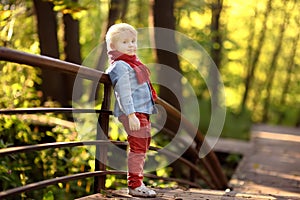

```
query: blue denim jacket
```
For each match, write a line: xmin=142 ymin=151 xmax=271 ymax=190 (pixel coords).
xmin=106 ymin=60 xmax=157 ymax=117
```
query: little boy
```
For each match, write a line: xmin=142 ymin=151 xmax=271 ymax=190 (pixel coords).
xmin=105 ymin=23 xmax=157 ymax=197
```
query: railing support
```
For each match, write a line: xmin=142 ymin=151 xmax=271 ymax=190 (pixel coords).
xmin=94 ymin=83 xmax=112 ymax=192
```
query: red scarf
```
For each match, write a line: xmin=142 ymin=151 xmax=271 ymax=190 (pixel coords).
xmin=108 ymin=50 xmax=158 ymax=101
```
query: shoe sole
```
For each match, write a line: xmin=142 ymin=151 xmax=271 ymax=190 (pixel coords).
xmin=128 ymin=191 xmax=156 ymax=198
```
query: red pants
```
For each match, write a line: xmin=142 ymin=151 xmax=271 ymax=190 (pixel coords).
xmin=118 ymin=113 xmax=151 ymax=189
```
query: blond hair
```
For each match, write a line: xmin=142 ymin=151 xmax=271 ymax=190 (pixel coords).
xmin=105 ymin=23 xmax=137 ymax=50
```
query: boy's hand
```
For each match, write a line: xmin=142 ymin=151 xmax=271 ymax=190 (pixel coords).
xmin=128 ymin=113 xmax=140 ymax=131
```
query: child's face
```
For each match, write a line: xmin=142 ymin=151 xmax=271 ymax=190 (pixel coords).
xmin=111 ymin=31 xmax=137 ymax=56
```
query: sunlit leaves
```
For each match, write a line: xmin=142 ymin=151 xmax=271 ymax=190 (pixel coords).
xmin=50 ymin=0 xmax=90 ymax=19
xmin=0 ymin=63 xmax=41 ymax=108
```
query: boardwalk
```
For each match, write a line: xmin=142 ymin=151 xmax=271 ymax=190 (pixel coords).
xmin=77 ymin=125 xmax=300 ymax=200
xmin=229 ymin=124 xmax=300 ymax=199
xmin=76 ymin=188 xmax=287 ymax=200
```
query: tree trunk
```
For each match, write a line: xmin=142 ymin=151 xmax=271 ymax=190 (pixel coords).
xmin=152 ymin=0 xmax=186 ymax=183
xmin=152 ymin=0 xmax=182 ymax=110
xmin=96 ymin=0 xmax=128 ymax=72
xmin=241 ymin=0 xmax=272 ymax=111
xmin=262 ymin=8 xmax=290 ymax=122
xmin=63 ymin=13 xmax=83 ymax=102
xmin=209 ymin=0 xmax=223 ymax=108
xmin=89 ymin=0 xmax=128 ymax=102
xmin=278 ymin=10 xmax=299 ymax=124
xmin=120 ymin=0 xmax=129 ymax=22
xmin=33 ymin=0 xmax=68 ymax=106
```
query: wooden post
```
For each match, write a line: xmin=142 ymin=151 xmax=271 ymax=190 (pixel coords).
xmin=94 ymin=83 xmax=112 ymax=193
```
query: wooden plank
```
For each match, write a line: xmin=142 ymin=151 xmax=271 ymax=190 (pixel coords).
xmin=206 ymin=137 xmax=252 ymax=155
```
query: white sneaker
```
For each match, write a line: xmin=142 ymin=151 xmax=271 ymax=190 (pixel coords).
xmin=128 ymin=183 xmax=157 ymax=198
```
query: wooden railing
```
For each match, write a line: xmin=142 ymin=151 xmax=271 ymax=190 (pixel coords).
xmin=0 ymin=47 xmax=228 ymax=199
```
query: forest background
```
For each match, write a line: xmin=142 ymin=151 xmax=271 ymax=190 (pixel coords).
xmin=0 ymin=0 xmax=299 ymax=199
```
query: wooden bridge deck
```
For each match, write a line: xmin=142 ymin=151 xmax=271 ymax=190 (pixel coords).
xmin=76 ymin=188 xmax=284 ymax=200
xmin=229 ymin=124 xmax=300 ymax=199
xmin=77 ymin=125 xmax=300 ymax=200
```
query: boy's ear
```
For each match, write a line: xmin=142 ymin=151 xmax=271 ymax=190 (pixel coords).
xmin=110 ymin=43 xmax=115 ymax=50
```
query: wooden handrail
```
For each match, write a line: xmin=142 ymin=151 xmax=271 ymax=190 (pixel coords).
xmin=0 ymin=169 xmax=203 ymax=199
xmin=0 ymin=140 xmax=127 ymax=157
xmin=0 ymin=47 xmax=111 ymax=84
xmin=0 ymin=108 xmax=112 ymax=114
xmin=0 ymin=47 xmax=228 ymax=198
xmin=0 ymin=142 xmax=209 ymax=199
xmin=0 ymin=170 xmax=125 ymax=199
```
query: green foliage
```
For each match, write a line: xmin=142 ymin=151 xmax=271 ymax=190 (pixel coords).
xmin=0 ymin=1 xmax=38 ymax=50
xmin=2 ymin=0 xmax=299 ymax=129
xmin=0 ymin=115 xmax=94 ymax=199
xmin=0 ymin=62 xmax=95 ymax=199
xmin=0 ymin=63 xmax=41 ymax=108
xmin=221 ymin=109 xmax=252 ymax=140
xmin=198 ymin=99 xmax=251 ymax=140
xmin=176 ymin=0 xmax=300 ymax=127
xmin=221 ymin=0 xmax=300 ymax=124
xmin=0 ymin=116 xmax=95 ymax=199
